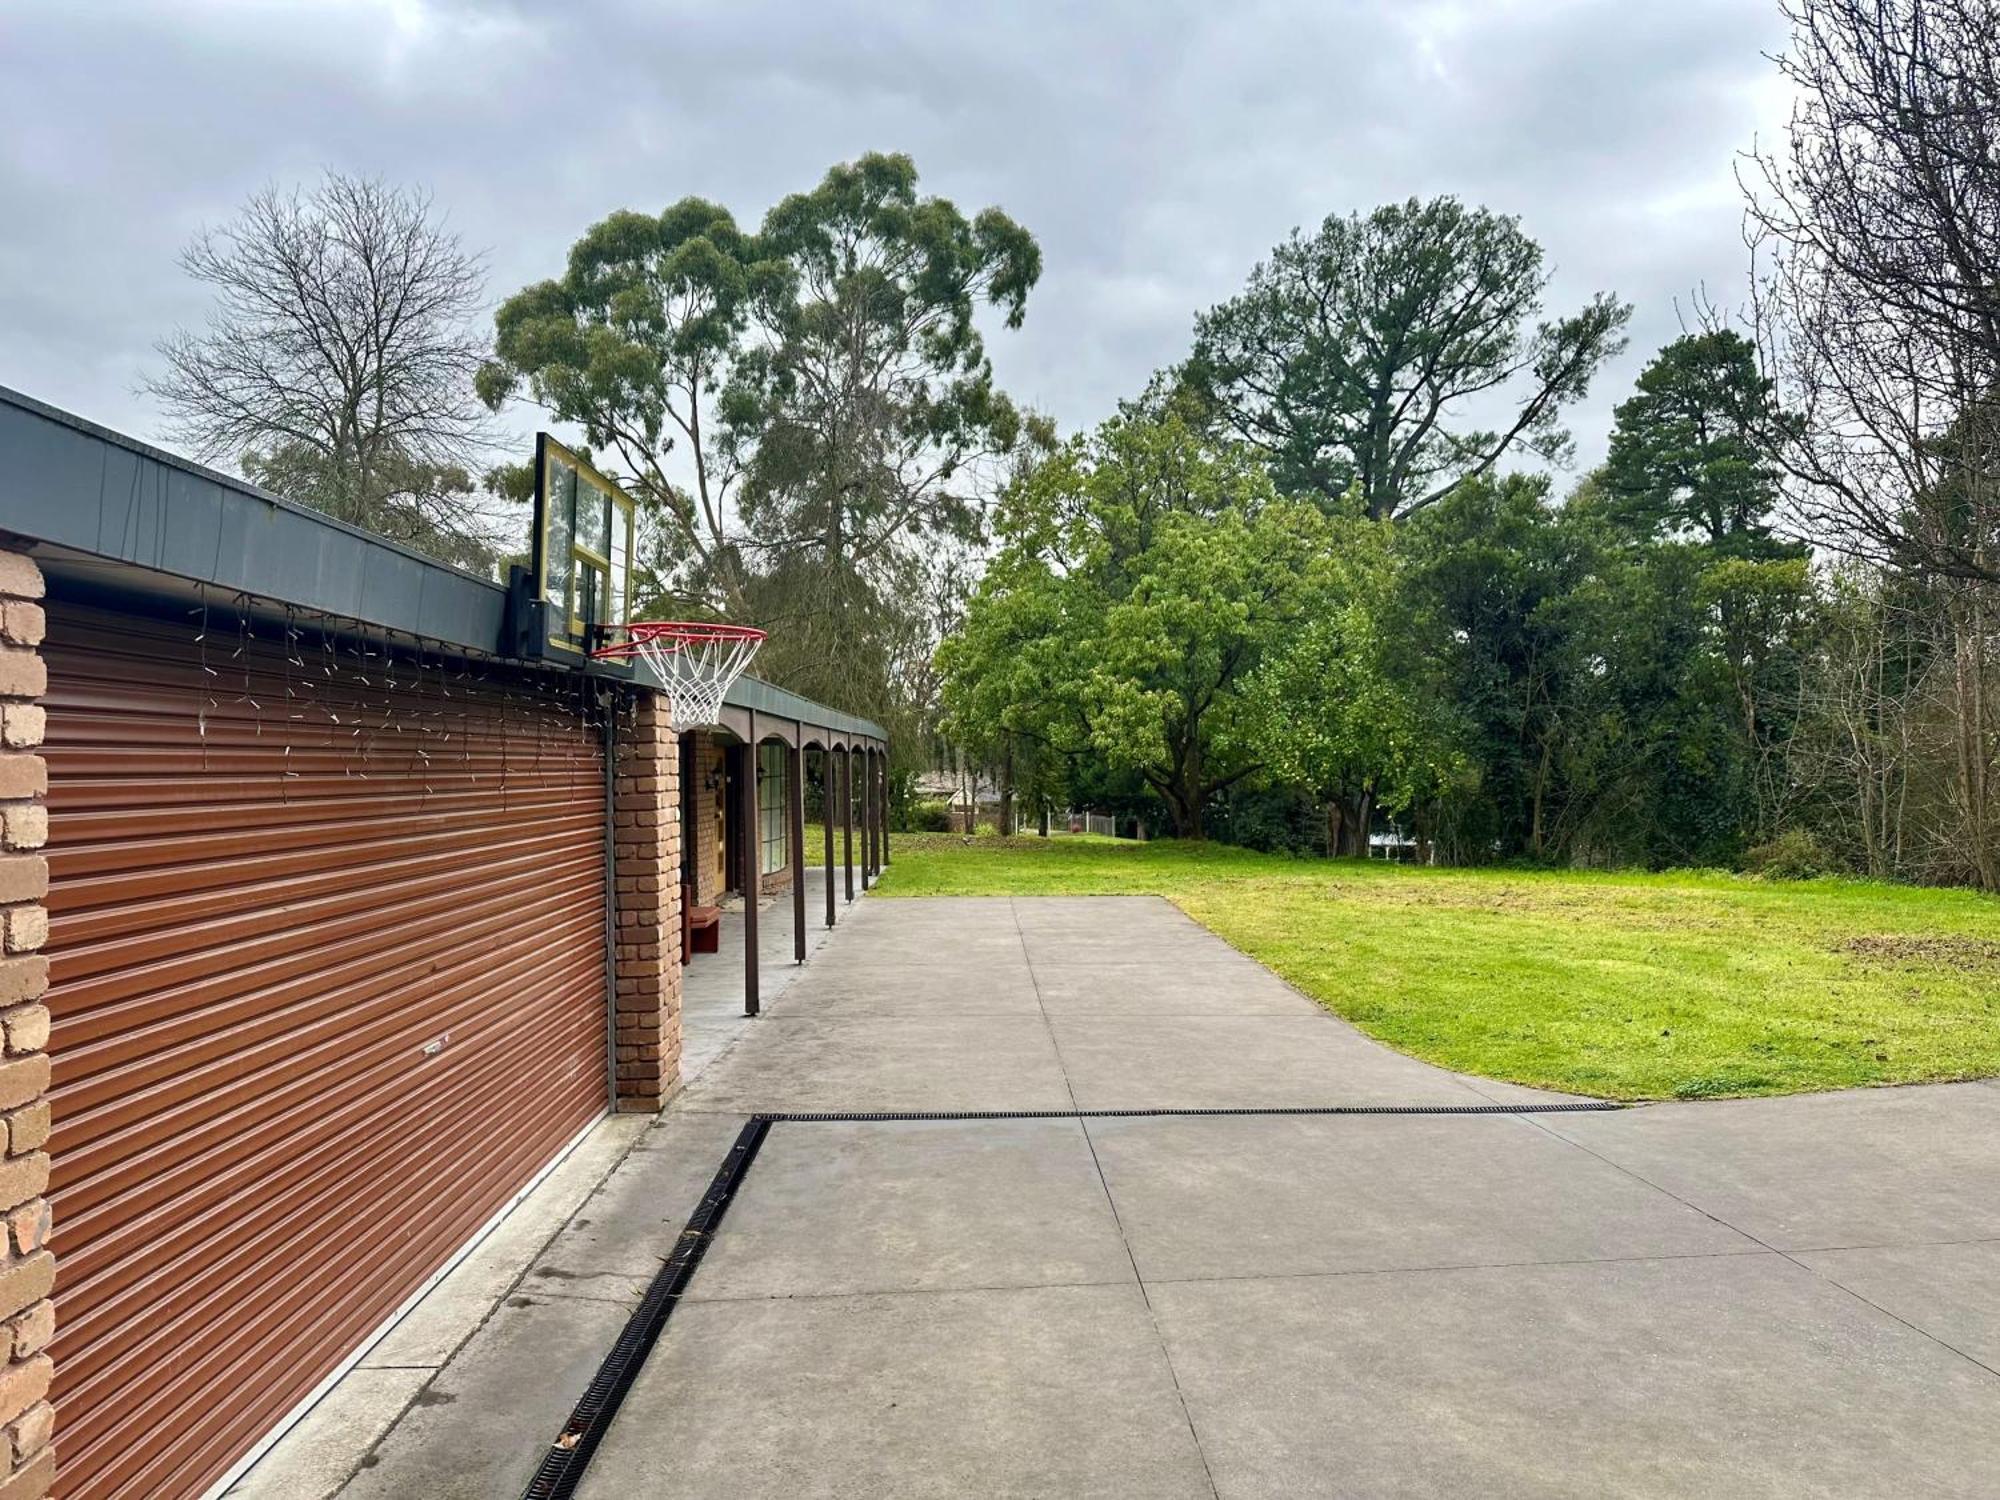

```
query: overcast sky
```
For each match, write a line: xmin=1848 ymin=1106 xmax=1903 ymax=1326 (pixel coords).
xmin=1 ymin=0 xmax=1792 ymax=488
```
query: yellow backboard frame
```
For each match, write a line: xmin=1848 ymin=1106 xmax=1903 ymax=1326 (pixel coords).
xmin=533 ymin=433 xmax=636 ymax=657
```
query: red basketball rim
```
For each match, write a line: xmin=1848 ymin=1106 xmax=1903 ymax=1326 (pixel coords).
xmin=590 ymin=620 xmax=767 ymax=659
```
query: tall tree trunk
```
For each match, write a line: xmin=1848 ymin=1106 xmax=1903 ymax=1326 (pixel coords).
xmin=1169 ymin=733 xmax=1205 ymax=840
xmin=998 ymin=741 xmax=1016 ymax=837
xmin=1340 ymin=790 xmax=1370 ymax=857
xmin=1175 ymin=793 xmax=1205 ymax=840
xmin=1529 ymin=735 xmax=1553 ymax=859
xmin=1164 ymin=775 xmax=1205 ymax=839
xmin=1857 ymin=763 xmax=1880 ymax=877
xmin=1952 ymin=589 xmax=1997 ymax=890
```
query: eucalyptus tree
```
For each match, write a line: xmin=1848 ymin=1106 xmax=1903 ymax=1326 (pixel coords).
xmin=727 ymin=154 xmax=1044 ymax=704
xmin=482 ymin=155 xmax=1041 ymax=728
xmin=728 ymin=152 xmax=1042 ymax=582
xmin=479 ymin=198 xmax=781 ymax=613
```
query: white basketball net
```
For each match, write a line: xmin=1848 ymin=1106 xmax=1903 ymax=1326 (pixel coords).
xmin=615 ymin=623 xmax=765 ymax=730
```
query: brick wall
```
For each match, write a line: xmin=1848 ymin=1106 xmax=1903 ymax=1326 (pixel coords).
xmin=0 ymin=550 xmax=52 ymax=1500
xmin=611 ymin=690 xmax=683 ymax=1112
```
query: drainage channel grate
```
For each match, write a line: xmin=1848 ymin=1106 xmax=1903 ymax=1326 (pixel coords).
xmin=763 ymin=1102 xmax=1623 ymax=1122
xmin=521 ymin=1116 xmax=770 ymax=1500
xmin=519 ymin=1098 xmax=1622 ymax=1498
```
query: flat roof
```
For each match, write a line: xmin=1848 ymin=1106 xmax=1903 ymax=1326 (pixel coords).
xmin=0 ymin=383 xmax=884 ymax=744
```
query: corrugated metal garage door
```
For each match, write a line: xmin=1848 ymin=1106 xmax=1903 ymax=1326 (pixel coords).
xmin=42 ymin=597 xmax=610 ymax=1499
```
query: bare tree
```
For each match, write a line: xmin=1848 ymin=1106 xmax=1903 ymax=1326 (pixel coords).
xmin=1743 ymin=0 xmax=2000 ymax=582
xmin=1793 ymin=566 xmax=1913 ymax=875
xmin=1742 ymin=0 xmax=2000 ymax=888
xmin=147 ymin=172 xmax=504 ymax=570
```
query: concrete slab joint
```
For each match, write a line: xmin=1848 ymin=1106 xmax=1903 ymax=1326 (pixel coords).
xmin=612 ymin=689 xmax=683 ymax=1112
xmin=0 ymin=544 xmax=54 ymax=1500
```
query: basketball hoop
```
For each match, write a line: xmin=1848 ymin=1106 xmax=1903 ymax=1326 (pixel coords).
xmin=591 ymin=621 xmax=766 ymax=729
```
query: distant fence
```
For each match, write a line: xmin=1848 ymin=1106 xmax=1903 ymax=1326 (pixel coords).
xmin=1067 ymin=811 xmax=1149 ymax=840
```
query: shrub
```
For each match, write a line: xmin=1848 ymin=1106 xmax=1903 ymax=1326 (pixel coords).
xmin=907 ymin=799 xmax=953 ymax=833
xmin=1743 ymin=827 xmax=1840 ymax=880
xmin=1211 ymin=784 xmax=1325 ymax=858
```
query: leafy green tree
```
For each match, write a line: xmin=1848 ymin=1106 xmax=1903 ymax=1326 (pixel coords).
xmin=1695 ymin=553 xmax=1817 ymax=835
xmin=1596 ymin=335 xmax=1816 ymax=846
xmin=1391 ymin=467 xmax=1815 ymax=869
xmin=481 ymin=155 xmax=1041 ymax=755
xmin=1244 ymin=517 xmax=1468 ymax=855
xmin=479 ymin=198 xmax=781 ymax=613
xmin=1398 ymin=473 xmax=1620 ymax=861
xmin=1602 ymin=332 xmax=1791 ymax=555
xmin=1582 ymin=538 xmax=1753 ymax=865
xmin=724 ymin=153 xmax=1044 ymax=713
xmin=942 ymin=413 xmax=1321 ymax=837
xmin=1188 ymin=197 xmax=1630 ymax=521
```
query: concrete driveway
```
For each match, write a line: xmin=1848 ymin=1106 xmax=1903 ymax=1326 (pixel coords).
xmin=345 ymin=895 xmax=2000 ymax=1499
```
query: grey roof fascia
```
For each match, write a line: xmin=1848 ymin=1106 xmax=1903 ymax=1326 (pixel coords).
xmin=715 ymin=671 xmax=886 ymax=742
xmin=0 ymin=382 xmax=507 ymax=652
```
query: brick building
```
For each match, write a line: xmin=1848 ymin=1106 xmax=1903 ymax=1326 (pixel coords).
xmin=0 ymin=386 xmax=885 ymax=1500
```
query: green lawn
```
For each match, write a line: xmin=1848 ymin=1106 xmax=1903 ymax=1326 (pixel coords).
xmin=874 ymin=833 xmax=2000 ymax=1100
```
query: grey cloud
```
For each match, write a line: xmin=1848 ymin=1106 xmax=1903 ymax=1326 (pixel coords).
xmin=1 ymin=0 xmax=1791 ymax=483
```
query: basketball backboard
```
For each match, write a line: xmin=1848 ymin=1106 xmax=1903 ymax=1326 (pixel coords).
xmin=527 ymin=433 xmax=635 ymax=661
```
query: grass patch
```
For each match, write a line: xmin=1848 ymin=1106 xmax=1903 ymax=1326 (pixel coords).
xmin=874 ymin=833 xmax=2000 ymax=1100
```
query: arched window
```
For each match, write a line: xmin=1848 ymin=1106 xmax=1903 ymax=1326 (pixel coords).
xmin=757 ymin=742 xmax=788 ymax=875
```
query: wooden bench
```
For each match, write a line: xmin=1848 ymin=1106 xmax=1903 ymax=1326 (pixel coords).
xmin=681 ymin=883 xmax=722 ymax=959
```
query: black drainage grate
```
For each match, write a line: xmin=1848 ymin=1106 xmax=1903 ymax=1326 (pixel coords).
xmin=520 ymin=1116 xmax=770 ymax=1500
xmin=761 ymin=1102 xmax=1623 ymax=1122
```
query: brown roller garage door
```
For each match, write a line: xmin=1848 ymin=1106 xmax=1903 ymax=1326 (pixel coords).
xmin=42 ymin=597 xmax=611 ymax=1499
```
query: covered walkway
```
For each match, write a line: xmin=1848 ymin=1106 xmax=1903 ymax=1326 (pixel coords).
xmin=306 ymin=895 xmax=2000 ymax=1498
xmin=678 ymin=867 xmax=840 ymax=1081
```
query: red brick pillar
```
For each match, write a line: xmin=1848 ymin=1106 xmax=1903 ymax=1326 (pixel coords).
xmin=0 ymin=550 xmax=53 ymax=1499
xmin=611 ymin=690 xmax=683 ymax=1112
